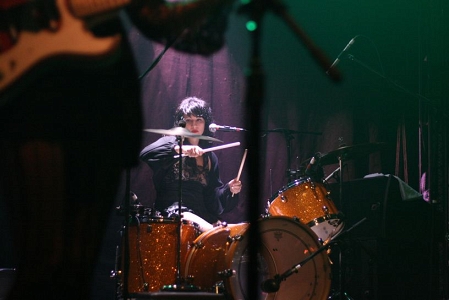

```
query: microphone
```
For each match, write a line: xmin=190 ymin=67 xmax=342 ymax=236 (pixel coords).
xmin=305 ymin=156 xmax=317 ymax=173
xmin=130 ymin=191 xmax=138 ymax=203
xmin=326 ymin=36 xmax=357 ymax=74
xmin=209 ymin=123 xmax=246 ymax=133
xmin=260 ymin=278 xmax=280 ymax=293
xmin=305 ymin=152 xmax=321 ymax=176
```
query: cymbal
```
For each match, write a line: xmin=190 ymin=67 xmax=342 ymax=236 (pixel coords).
xmin=319 ymin=142 xmax=387 ymax=165
xmin=143 ymin=127 xmax=223 ymax=143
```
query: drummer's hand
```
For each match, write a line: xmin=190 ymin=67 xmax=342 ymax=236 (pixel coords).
xmin=228 ymin=179 xmax=242 ymax=194
xmin=175 ymin=145 xmax=204 ymax=157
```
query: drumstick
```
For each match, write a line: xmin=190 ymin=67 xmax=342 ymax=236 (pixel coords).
xmin=232 ymin=149 xmax=247 ymax=197
xmin=204 ymin=142 xmax=240 ymax=153
xmin=174 ymin=142 xmax=240 ymax=157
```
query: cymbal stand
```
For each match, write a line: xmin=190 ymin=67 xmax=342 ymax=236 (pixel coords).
xmin=283 ymin=130 xmax=295 ymax=183
xmin=329 ymin=156 xmax=353 ymax=300
xmin=323 ymin=166 xmax=340 ymax=183
xmin=262 ymin=128 xmax=322 ymax=183
xmin=120 ymin=168 xmax=132 ymax=299
xmin=162 ymin=133 xmax=199 ymax=291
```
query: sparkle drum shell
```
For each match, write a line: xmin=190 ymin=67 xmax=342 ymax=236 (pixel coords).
xmin=123 ymin=217 xmax=200 ymax=293
xmin=268 ymin=178 xmax=344 ymax=241
xmin=183 ymin=222 xmax=250 ymax=291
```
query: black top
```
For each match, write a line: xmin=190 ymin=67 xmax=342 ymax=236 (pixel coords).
xmin=140 ymin=136 xmax=238 ymax=223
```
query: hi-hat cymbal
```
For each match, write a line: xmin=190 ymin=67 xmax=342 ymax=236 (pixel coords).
xmin=319 ymin=142 xmax=387 ymax=165
xmin=143 ymin=127 xmax=223 ymax=143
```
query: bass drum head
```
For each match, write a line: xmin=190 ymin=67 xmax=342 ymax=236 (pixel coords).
xmin=228 ymin=217 xmax=331 ymax=300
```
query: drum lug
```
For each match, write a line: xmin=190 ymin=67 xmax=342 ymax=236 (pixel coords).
xmin=110 ymin=269 xmax=120 ymax=279
xmin=322 ymin=205 xmax=329 ymax=214
xmin=307 ymin=177 xmax=316 ymax=187
xmin=194 ymin=241 xmax=204 ymax=249
xmin=227 ymin=234 xmax=244 ymax=243
xmin=234 ymin=234 xmax=244 ymax=241
xmin=146 ymin=224 xmax=152 ymax=233
xmin=185 ymin=275 xmax=195 ymax=285
xmin=279 ymin=191 xmax=286 ymax=203
xmin=213 ymin=281 xmax=226 ymax=293
xmin=142 ymin=282 xmax=149 ymax=292
xmin=217 ymin=269 xmax=234 ymax=278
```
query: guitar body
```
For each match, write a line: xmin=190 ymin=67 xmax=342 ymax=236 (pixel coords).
xmin=0 ymin=0 xmax=123 ymax=104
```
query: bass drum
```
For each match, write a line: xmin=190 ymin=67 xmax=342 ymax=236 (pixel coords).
xmin=229 ymin=217 xmax=331 ymax=300
xmin=184 ymin=217 xmax=331 ymax=300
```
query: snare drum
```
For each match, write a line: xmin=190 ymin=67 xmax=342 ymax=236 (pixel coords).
xmin=124 ymin=217 xmax=200 ymax=293
xmin=268 ymin=177 xmax=344 ymax=242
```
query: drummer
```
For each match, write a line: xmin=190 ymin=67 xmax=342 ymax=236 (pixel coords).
xmin=140 ymin=97 xmax=242 ymax=232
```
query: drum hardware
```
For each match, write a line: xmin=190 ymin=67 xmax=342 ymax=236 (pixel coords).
xmin=227 ymin=233 xmax=244 ymax=243
xmin=324 ymin=166 xmax=341 ymax=183
xmin=213 ymin=281 xmax=226 ymax=294
xmin=217 ymin=269 xmax=234 ymax=278
xmin=194 ymin=241 xmax=204 ymax=249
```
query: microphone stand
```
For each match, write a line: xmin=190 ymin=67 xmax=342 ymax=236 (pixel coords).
xmin=237 ymin=0 xmax=342 ymax=299
xmin=261 ymin=239 xmax=331 ymax=293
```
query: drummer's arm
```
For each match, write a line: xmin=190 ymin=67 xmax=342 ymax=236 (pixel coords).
xmin=208 ymin=153 xmax=239 ymax=213
xmin=139 ymin=136 xmax=178 ymax=168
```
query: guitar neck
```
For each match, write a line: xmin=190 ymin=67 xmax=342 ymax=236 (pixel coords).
xmin=69 ymin=0 xmax=132 ymax=18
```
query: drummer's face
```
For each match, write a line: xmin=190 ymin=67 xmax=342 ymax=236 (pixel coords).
xmin=184 ymin=114 xmax=205 ymax=135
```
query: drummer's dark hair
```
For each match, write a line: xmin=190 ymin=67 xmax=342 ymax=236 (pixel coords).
xmin=174 ymin=97 xmax=214 ymax=139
